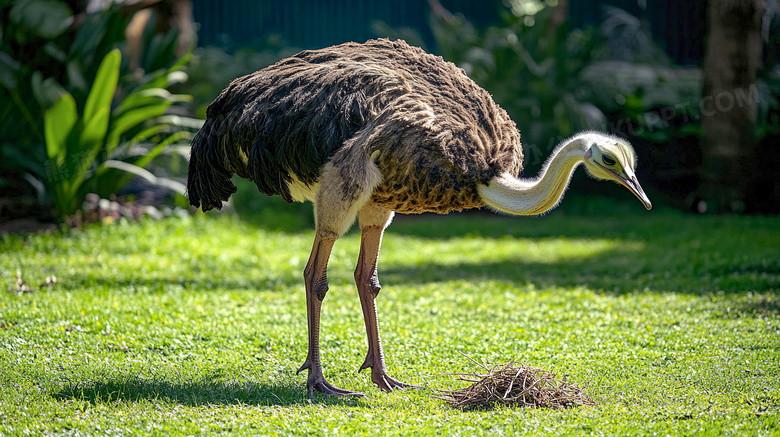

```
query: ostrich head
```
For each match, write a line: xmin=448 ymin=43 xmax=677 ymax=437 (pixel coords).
xmin=581 ymin=133 xmax=652 ymax=210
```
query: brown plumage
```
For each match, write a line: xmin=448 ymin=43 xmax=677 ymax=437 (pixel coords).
xmin=187 ymin=38 xmax=651 ymax=398
xmin=188 ymin=38 xmax=522 ymax=215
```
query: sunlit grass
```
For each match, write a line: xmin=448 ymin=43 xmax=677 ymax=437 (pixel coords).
xmin=0 ymin=200 xmax=778 ymax=436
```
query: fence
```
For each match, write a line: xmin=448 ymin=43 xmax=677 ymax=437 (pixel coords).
xmin=191 ymin=0 xmax=706 ymax=65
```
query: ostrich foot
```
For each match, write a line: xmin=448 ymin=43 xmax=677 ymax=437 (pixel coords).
xmin=298 ymin=360 xmax=364 ymax=398
xmin=370 ymin=370 xmax=418 ymax=392
xmin=360 ymin=357 xmax=418 ymax=391
xmin=309 ymin=375 xmax=365 ymax=398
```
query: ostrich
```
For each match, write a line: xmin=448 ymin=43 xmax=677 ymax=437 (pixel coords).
xmin=187 ymin=39 xmax=652 ymax=397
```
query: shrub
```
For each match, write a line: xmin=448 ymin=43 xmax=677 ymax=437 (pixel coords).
xmin=0 ymin=0 xmax=199 ymax=221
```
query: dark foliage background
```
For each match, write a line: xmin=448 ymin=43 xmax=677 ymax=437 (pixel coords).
xmin=1 ymin=0 xmax=778 ymax=226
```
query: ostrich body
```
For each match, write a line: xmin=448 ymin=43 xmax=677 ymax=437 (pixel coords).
xmin=188 ymin=39 xmax=652 ymax=397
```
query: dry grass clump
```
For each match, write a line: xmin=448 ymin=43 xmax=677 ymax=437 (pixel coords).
xmin=436 ymin=359 xmax=597 ymax=410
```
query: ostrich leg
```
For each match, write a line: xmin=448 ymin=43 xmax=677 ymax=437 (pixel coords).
xmin=297 ymin=234 xmax=364 ymax=397
xmin=355 ymin=205 xmax=415 ymax=391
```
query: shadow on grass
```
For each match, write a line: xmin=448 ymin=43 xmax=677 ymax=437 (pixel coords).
xmin=52 ymin=378 xmax=364 ymax=407
xmin=64 ymin=272 xmax=303 ymax=295
xmin=60 ymin=192 xmax=777 ymax=313
xmin=380 ymin=207 xmax=780 ymax=296
xmin=223 ymin=182 xmax=777 ymax=296
xmin=68 ymin=204 xmax=778 ymax=304
xmin=382 ymin=249 xmax=646 ymax=291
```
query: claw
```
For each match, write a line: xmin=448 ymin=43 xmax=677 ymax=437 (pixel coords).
xmin=301 ymin=357 xmax=364 ymax=397
xmin=371 ymin=371 xmax=418 ymax=392
xmin=309 ymin=376 xmax=365 ymax=398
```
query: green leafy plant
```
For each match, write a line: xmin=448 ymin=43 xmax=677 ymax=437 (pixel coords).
xmin=42 ymin=48 xmax=195 ymax=220
xmin=1 ymin=0 xmax=197 ymax=220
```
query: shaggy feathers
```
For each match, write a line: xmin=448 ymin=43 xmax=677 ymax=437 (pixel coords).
xmin=188 ymin=39 xmax=523 ymax=213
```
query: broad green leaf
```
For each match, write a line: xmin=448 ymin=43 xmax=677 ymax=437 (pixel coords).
xmin=93 ymin=125 xmax=167 ymax=180
xmin=80 ymin=105 xmax=110 ymax=150
xmin=101 ymin=159 xmax=186 ymax=195
xmin=154 ymin=115 xmax=204 ymax=131
xmin=31 ymin=71 xmax=67 ymax=109
xmin=131 ymin=70 xmax=169 ymax=93
xmin=10 ymin=0 xmax=73 ymax=39
xmin=116 ymin=88 xmax=188 ymax=113
xmin=67 ymin=106 xmax=109 ymax=199
xmin=97 ymin=130 xmax=193 ymax=195
xmin=132 ymin=130 xmax=191 ymax=169
xmin=44 ymin=92 xmax=77 ymax=164
xmin=105 ymin=102 xmax=171 ymax=153
xmin=127 ymin=125 xmax=168 ymax=145
xmin=69 ymin=10 xmax=109 ymax=60
xmin=83 ymin=49 xmax=121 ymax=124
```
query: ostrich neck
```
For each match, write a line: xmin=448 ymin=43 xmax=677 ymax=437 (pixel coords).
xmin=477 ymin=139 xmax=587 ymax=215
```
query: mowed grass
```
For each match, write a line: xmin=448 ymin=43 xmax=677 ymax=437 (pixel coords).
xmin=1 ymin=195 xmax=779 ymax=436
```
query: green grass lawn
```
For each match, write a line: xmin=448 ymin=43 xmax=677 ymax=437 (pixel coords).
xmin=1 ymin=196 xmax=779 ymax=436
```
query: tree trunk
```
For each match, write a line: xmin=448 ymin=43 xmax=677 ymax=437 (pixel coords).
xmin=699 ymin=0 xmax=764 ymax=213
xmin=124 ymin=0 xmax=194 ymax=71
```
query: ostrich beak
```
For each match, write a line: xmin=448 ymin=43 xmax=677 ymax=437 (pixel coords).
xmin=622 ymin=175 xmax=652 ymax=210
xmin=599 ymin=165 xmax=653 ymax=210
xmin=611 ymin=173 xmax=652 ymax=210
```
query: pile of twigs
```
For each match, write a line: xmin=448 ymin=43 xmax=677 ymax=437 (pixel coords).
xmin=436 ymin=359 xmax=596 ymax=410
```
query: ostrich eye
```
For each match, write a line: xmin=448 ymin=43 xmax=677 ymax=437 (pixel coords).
xmin=602 ymin=155 xmax=616 ymax=166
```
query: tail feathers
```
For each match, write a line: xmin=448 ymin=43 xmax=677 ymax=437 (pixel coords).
xmin=187 ymin=122 xmax=238 ymax=212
